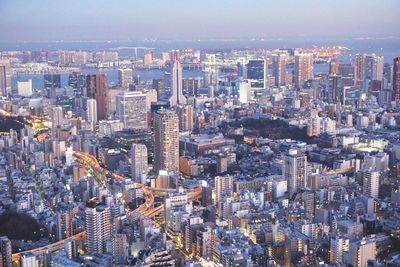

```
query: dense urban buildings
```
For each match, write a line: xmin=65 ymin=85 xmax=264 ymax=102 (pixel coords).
xmin=0 ymin=2 xmax=399 ymax=267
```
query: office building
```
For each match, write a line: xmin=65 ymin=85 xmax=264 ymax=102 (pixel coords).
xmin=17 ymin=79 xmax=33 ymax=96
xmin=152 ymin=79 xmax=165 ymax=100
xmin=51 ymin=106 xmax=64 ymax=135
xmin=154 ymin=109 xmax=179 ymax=173
xmin=393 ymin=57 xmax=400 ymax=101
xmin=0 ymin=65 xmax=8 ymax=97
xmin=118 ymin=68 xmax=132 ymax=88
xmin=272 ymin=53 xmax=287 ymax=86
xmin=86 ymin=74 xmax=108 ymax=120
xmin=168 ymin=60 xmax=186 ymax=106
xmin=86 ymin=99 xmax=97 ymax=129
xmin=283 ymin=149 xmax=308 ymax=195
xmin=356 ymin=53 xmax=384 ymax=86
xmin=44 ymin=74 xmax=61 ymax=89
xmin=294 ymin=53 xmax=313 ymax=89
xmin=85 ymin=203 xmax=111 ymax=254
xmin=246 ymin=59 xmax=267 ymax=89
xmin=176 ymin=104 xmax=193 ymax=132
xmin=116 ymin=91 xmax=147 ymax=130
xmin=130 ymin=143 xmax=148 ymax=184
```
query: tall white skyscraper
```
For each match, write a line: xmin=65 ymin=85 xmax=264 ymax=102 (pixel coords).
xmin=154 ymin=109 xmax=179 ymax=173
xmin=86 ymin=98 xmax=98 ymax=129
xmin=283 ymin=149 xmax=308 ymax=195
xmin=294 ymin=54 xmax=313 ymax=89
xmin=168 ymin=61 xmax=186 ymax=107
xmin=118 ymin=68 xmax=132 ymax=88
xmin=361 ymin=169 xmax=380 ymax=198
xmin=130 ymin=143 xmax=148 ymax=184
xmin=116 ymin=91 xmax=147 ymax=130
xmin=85 ymin=204 xmax=111 ymax=254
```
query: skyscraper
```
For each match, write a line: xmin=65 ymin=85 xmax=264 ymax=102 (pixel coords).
xmin=116 ymin=91 xmax=147 ymax=130
xmin=283 ymin=149 xmax=308 ymax=195
xmin=272 ymin=53 xmax=287 ymax=87
xmin=86 ymin=99 xmax=97 ymax=130
xmin=44 ymin=74 xmax=61 ymax=89
xmin=393 ymin=57 xmax=400 ymax=101
xmin=0 ymin=236 xmax=12 ymax=267
xmin=86 ymin=74 xmax=108 ymax=120
xmin=85 ymin=203 xmax=111 ymax=254
xmin=130 ymin=143 xmax=148 ymax=184
xmin=112 ymin=234 xmax=129 ymax=266
xmin=176 ymin=104 xmax=193 ymax=132
xmin=328 ymin=74 xmax=344 ymax=104
xmin=0 ymin=65 xmax=7 ymax=97
xmin=17 ymin=79 xmax=33 ymax=96
xmin=51 ymin=106 xmax=64 ymax=135
xmin=154 ymin=109 xmax=179 ymax=173
xmin=361 ymin=169 xmax=380 ymax=198
xmin=246 ymin=59 xmax=267 ymax=90
xmin=168 ymin=61 xmax=186 ymax=107
xmin=118 ymin=68 xmax=132 ymax=88
xmin=294 ymin=53 xmax=313 ymax=89
xmin=356 ymin=53 xmax=384 ymax=86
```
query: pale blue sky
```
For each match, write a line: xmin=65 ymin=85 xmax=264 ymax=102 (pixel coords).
xmin=0 ymin=0 xmax=399 ymax=42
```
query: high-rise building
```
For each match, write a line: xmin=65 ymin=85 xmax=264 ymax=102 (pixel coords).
xmin=294 ymin=54 xmax=313 ymax=89
xmin=0 ymin=236 xmax=12 ymax=267
xmin=214 ymin=175 xmax=233 ymax=203
xmin=361 ymin=169 xmax=380 ymax=198
xmin=356 ymin=53 xmax=384 ymax=86
xmin=118 ymin=68 xmax=132 ymax=88
xmin=17 ymin=79 xmax=33 ymax=96
xmin=330 ymin=235 xmax=349 ymax=264
xmin=348 ymin=239 xmax=376 ymax=267
xmin=20 ymin=252 xmax=39 ymax=267
xmin=338 ymin=63 xmax=357 ymax=86
xmin=168 ymin=61 xmax=187 ymax=107
xmin=68 ymin=72 xmax=86 ymax=96
xmin=152 ymin=79 xmax=165 ymax=100
xmin=393 ymin=57 xmax=400 ymax=101
xmin=283 ymin=149 xmax=308 ymax=195
xmin=64 ymin=238 xmax=78 ymax=259
xmin=85 ymin=203 xmax=111 ymax=254
xmin=176 ymin=104 xmax=193 ymax=132
xmin=51 ymin=106 xmax=64 ymax=135
xmin=0 ymin=65 xmax=8 ymax=97
xmin=116 ymin=91 xmax=147 ymax=130
xmin=130 ymin=143 xmax=148 ymax=184
xmin=328 ymin=74 xmax=344 ymax=104
xmin=55 ymin=204 xmax=74 ymax=241
xmin=86 ymin=99 xmax=97 ymax=129
xmin=86 ymin=74 xmax=108 ymax=120
xmin=246 ymin=59 xmax=267 ymax=89
xmin=112 ymin=234 xmax=128 ymax=266
xmin=143 ymin=51 xmax=153 ymax=66
xmin=44 ymin=74 xmax=61 ymax=89
xmin=272 ymin=53 xmax=287 ymax=86
xmin=153 ymin=109 xmax=179 ymax=173
xmin=329 ymin=59 xmax=339 ymax=76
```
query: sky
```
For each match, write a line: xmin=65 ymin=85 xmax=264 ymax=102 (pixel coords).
xmin=0 ymin=0 xmax=399 ymax=42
